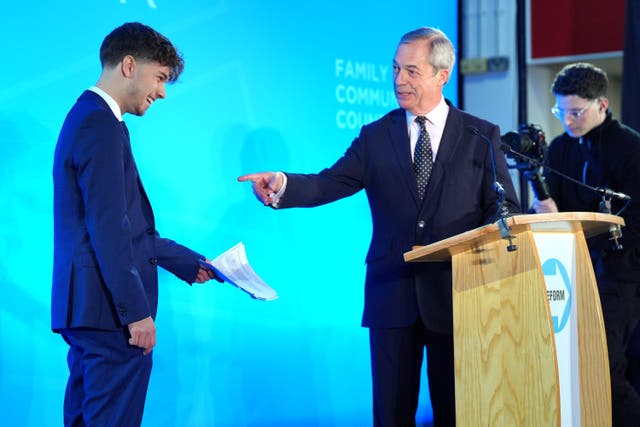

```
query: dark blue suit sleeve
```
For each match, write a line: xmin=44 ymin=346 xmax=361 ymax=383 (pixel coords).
xmin=280 ymin=135 xmax=366 ymax=207
xmin=154 ymin=234 xmax=204 ymax=283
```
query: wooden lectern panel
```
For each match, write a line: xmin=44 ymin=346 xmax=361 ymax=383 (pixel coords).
xmin=574 ymin=231 xmax=611 ymax=426
xmin=452 ymin=230 xmax=559 ymax=426
xmin=404 ymin=213 xmax=620 ymax=426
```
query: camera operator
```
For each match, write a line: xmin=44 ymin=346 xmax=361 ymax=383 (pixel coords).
xmin=532 ymin=62 xmax=640 ymax=426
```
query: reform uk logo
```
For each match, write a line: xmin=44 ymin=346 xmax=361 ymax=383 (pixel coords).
xmin=542 ymin=258 xmax=572 ymax=333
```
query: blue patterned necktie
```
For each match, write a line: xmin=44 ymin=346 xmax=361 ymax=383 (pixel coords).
xmin=414 ymin=116 xmax=433 ymax=200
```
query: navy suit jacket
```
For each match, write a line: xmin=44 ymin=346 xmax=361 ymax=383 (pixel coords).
xmin=279 ymin=102 xmax=520 ymax=333
xmin=52 ymin=90 xmax=203 ymax=331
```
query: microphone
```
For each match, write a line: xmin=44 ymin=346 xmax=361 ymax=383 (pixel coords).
xmin=597 ymin=187 xmax=631 ymax=201
xmin=500 ymin=135 xmax=632 ymax=206
xmin=598 ymin=196 xmax=625 ymax=250
xmin=467 ymin=125 xmax=517 ymax=252
xmin=501 ymin=126 xmax=631 ymax=250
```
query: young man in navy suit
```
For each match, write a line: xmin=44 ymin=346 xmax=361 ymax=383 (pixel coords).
xmin=239 ymin=27 xmax=519 ymax=426
xmin=52 ymin=22 xmax=220 ymax=426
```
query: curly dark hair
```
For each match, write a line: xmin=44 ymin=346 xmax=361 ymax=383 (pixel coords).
xmin=551 ymin=62 xmax=608 ymax=99
xmin=99 ymin=22 xmax=184 ymax=83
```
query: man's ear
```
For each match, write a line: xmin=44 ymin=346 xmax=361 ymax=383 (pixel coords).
xmin=436 ymin=68 xmax=450 ymax=87
xmin=598 ymin=97 xmax=609 ymax=112
xmin=121 ymin=55 xmax=136 ymax=78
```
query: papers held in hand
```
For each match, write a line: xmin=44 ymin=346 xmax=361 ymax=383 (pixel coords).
xmin=199 ymin=242 xmax=278 ymax=301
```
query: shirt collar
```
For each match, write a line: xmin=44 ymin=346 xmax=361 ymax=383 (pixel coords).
xmin=88 ymin=86 xmax=123 ymax=122
xmin=405 ymin=96 xmax=449 ymax=129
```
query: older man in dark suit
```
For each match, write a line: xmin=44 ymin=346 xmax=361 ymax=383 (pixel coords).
xmin=239 ymin=27 xmax=519 ymax=427
xmin=52 ymin=22 xmax=219 ymax=427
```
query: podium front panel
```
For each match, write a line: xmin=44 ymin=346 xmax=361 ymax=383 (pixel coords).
xmin=452 ymin=230 xmax=559 ymax=426
xmin=404 ymin=213 xmax=617 ymax=426
xmin=534 ymin=232 xmax=581 ymax=426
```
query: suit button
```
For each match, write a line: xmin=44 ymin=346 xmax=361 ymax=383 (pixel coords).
xmin=117 ymin=302 xmax=127 ymax=316
xmin=417 ymin=220 xmax=425 ymax=228
xmin=149 ymin=257 xmax=158 ymax=265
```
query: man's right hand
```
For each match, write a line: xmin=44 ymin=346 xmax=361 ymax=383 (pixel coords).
xmin=128 ymin=316 xmax=156 ymax=355
xmin=237 ymin=172 xmax=283 ymax=205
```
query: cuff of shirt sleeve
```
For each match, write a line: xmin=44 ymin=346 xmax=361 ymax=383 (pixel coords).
xmin=270 ymin=172 xmax=287 ymax=208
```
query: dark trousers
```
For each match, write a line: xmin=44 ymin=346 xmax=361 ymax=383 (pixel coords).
xmin=597 ymin=273 xmax=640 ymax=427
xmin=369 ymin=320 xmax=455 ymax=427
xmin=626 ymin=323 xmax=640 ymax=394
xmin=61 ymin=328 xmax=152 ymax=427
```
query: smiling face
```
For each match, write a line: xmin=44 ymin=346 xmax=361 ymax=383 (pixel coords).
xmin=122 ymin=57 xmax=169 ymax=116
xmin=392 ymin=39 xmax=449 ymax=115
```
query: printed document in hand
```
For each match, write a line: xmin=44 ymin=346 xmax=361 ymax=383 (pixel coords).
xmin=205 ymin=242 xmax=278 ymax=301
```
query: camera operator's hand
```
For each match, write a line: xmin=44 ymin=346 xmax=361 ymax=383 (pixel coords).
xmin=532 ymin=197 xmax=559 ymax=214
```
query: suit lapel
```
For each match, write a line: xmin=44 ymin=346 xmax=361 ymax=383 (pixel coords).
xmin=121 ymin=121 xmax=156 ymax=226
xmin=82 ymin=90 xmax=156 ymax=225
xmin=385 ymin=105 xmax=467 ymax=211
xmin=428 ymin=106 xmax=464 ymax=190
xmin=420 ymin=104 xmax=465 ymax=214
xmin=387 ymin=110 xmax=422 ymax=207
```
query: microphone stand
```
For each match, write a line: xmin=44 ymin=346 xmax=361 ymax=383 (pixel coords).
xmin=494 ymin=183 xmax=518 ymax=252
xmin=598 ymin=196 xmax=624 ymax=250
xmin=468 ymin=127 xmax=517 ymax=252
xmin=501 ymin=144 xmax=629 ymax=250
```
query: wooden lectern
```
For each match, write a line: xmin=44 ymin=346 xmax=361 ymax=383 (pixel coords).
xmin=404 ymin=212 xmax=624 ymax=426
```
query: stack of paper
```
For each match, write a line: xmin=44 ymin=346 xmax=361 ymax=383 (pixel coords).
xmin=200 ymin=242 xmax=278 ymax=301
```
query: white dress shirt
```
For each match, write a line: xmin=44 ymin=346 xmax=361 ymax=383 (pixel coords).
xmin=405 ymin=96 xmax=449 ymax=161
xmin=88 ymin=85 xmax=123 ymax=122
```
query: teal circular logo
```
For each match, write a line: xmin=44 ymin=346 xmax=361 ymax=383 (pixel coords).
xmin=542 ymin=258 xmax=572 ymax=333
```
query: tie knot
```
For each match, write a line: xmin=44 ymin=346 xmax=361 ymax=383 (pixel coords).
xmin=415 ymin=116 xmax=427 ymax=126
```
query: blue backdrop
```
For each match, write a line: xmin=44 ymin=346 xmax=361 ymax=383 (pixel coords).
xmin=0 ymin=1 xmax=458 ymax=425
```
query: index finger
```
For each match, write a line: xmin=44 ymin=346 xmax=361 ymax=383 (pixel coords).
xmin=237 ymin=173 xmax=264 ymax=183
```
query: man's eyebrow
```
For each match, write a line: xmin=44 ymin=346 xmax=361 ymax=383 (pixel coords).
xmin=393 ymin=61 xmax=420 ymax=70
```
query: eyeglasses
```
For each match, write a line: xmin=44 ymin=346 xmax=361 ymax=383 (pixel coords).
xmin=551 ymin=99 xmax=597 ymax=120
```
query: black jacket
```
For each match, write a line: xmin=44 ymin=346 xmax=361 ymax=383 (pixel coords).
xmin=545 ymin=112 xmax=640 ymax=281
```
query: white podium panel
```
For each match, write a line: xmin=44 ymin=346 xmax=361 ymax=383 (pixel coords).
xmin=534 ymin=232 xmax=581 ymax=427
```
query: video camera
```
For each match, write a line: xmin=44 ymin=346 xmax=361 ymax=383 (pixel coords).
xmin=500 ymin=123 xmax=547 ymax=170
xmin=501 ymin=124 xmax=550 ymax=200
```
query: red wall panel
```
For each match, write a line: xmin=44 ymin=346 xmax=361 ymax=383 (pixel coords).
xmin=530 ymin=0 xmax=625 ymax=59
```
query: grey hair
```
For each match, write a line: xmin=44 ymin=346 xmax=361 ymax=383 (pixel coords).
xmin=399 ymin=27 xmax=456 ymax=76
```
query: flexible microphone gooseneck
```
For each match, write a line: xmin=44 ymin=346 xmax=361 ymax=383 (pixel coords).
xmin=499 ymin=142 xmax=632 ymax=207
xmin=467 ymin=126 xmax=517 ymax=252
xmin=500 ymin=142 xmax=630 ymax=250
xmin=468 ymin=126 xmax=504 ymax=200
